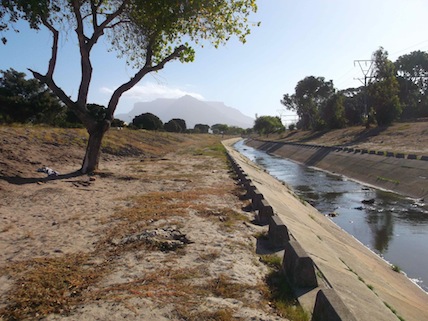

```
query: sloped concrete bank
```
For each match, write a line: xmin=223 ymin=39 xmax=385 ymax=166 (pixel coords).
xmin=245 ymin=139 xmax=428 ymax=200
xmin=223 ymin=138 xmax=428 ymax=321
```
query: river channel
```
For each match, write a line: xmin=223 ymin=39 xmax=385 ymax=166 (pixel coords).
xmin=233 ymin=139 xmax=428 ymax=293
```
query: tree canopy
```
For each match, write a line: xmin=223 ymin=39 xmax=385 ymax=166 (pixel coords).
xmin=253 ymin=115 xmax=284 ymax=136
xmin=0 ymin=68 xmax=64 ymax=124
xmin=194 ymin=124 xmax=210 ymax=133
xmin=132 ymin=112 xmax=163 ymax=130
xmin=281 ymin=47 xmax=427 ymax=130
xmin=281 ymin=76 xmax=335 ymax=130
xmin=368 ymin=47 xmax=401 ymax=125
xmin=0 ymin=0 xmax=258 ymax=173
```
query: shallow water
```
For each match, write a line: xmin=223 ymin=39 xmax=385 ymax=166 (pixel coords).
xmin=234 ymin=140 xmax=428 ymax=292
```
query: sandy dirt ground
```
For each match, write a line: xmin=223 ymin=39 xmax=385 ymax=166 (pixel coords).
xmin=1 ymin=123 xmax=427 ymax=321
xmin=0 ymin=128 xmax=288 ymax=321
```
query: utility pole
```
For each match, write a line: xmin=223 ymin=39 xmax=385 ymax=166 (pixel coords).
xmin=354 ymin=59 xmax=374 ymax=127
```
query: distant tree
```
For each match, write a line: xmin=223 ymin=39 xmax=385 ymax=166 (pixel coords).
xmin=211 ymin=123 xmax=229 ymax=135
xmin=226 ymin=126 xmax=244 ymax=135
xmin=320 ymin=92 xmax=346 ymax=129
xmin=0 ymin=1 xmax=258 ymax=173
xmin=0 ymin=68 xmax=65 ymax=124
xmin=171 ymin=118 xmax=187 ymax=132
xmin=368 ymin=47 xmax=401 ymax=125
xmin=340 ymin=87 xmax=365 ymax=126
xmin=111 ymin=118 xmax=126 ymax=128
xmin=395 ymin=50 xmax=428 ymax=118
xmin=281 ymin=76 xmax=335 ymax=130
xmin=194 ymin=123 xmax=210 ymax=133
xmin=164 ymin=119 xmax=181 ymax=132
xmin=132 ymin=113 xmax=163 ymax=130
xmin=253 ymin=115 xmax=284 ymax=136
xmin=243 ymin=128 xmax=253 ymax=135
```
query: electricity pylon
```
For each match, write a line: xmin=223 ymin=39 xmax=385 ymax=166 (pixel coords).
xmin=354 ymin=59 xmax=375 ymax=127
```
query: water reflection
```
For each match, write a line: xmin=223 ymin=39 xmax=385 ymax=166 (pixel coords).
xmin=234 ymin=139 xmax=428 ymax=292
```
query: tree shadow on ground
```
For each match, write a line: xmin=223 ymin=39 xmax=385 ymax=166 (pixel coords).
xmin=341 ymin=125 xmax=389 ymax=146
xmin=0 ymin=171 xmax=84 ymax=185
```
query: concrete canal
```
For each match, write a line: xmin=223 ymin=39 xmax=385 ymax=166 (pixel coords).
xmin=234 ymin=139 xmax=428 ymax=293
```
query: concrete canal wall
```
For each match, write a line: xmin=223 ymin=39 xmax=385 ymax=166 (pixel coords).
xmin=223 ymin=138 xmax=428 ymax=321
xmin=246 ymin=139 xmax=428 ymax=199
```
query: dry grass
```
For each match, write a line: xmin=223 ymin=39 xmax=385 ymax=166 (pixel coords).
xmin=0 ymin=127 xmax=300 ymax=321
xmin=204 ymin=274 xmax=254 ymax=300
xmin=174 ymin=307 xmax=237 ymax=321
xmin=0 ymin=254 xmax=105 ymax=320
xmin=195 ymin=207 xmax=249 ymax=231
xmin=272 ymin=121 xmax=428 ymax=155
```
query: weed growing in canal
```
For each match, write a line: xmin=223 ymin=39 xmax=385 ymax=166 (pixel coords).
xmin=391 ymin=264 xmax=401 ymax=273
xmin=340 ymin=257 xmax=406 ymax=320
xmin=377 ymin=176 xmax=400 ymax=184
xmin=384 ymin=302 xmax=406 ymax=321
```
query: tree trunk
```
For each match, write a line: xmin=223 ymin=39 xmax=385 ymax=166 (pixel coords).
xmin=81 ymin=123 xmax=109 ymax=174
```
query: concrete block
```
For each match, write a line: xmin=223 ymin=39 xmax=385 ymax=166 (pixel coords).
xmin=268 ymin=214 xmax=290 ymax=247
xmin=239 ymin=174 xmax=250 ymax=185
xmin=282 ymin=240 xmax=318 ymax=288
xmin=244 ymin=183 xmax=257 ymax=199
xmin=237 ymin=169 xmax=246 ymax=181
xmin=257 ymin=199 xmax=274 ymax=224
xmin=252 ymin=190 xmax=264 ymax=211
xmin=311 ymin=289 xmax=358 ymax=321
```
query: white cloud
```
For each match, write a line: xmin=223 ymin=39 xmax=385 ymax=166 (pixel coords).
xmin=100 ymin=82 xmax=204 ymax=102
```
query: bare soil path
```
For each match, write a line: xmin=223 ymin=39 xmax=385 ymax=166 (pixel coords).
xmin=0 ymin=127 xmax=288 ymax=321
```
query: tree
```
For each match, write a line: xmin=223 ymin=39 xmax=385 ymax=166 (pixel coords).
xmin=194 ymin=124 xmax=210 ymax=133
xmin=320 ymin=92 xmax=346 ymax=129
xmin=1 ymin=1 xmax=258 ymax=173
xmin=281 ymin=76 xmax=335 ymax=130
xmin=171 ymin=118 xmax=187 ymax=132
xmin=0 ymin=68 xmax=64 ymax=124
xmin=164 ymin=119 xmax=181 ymax=132
xmin=132 ymin=113 xmax=163 ymax=130
xmin=340 ymin=87 xmax=365 ymax=126
xmin=110 ymin=118 xmax=126 ymax=128
xmin=211 ymin=123 xmax=229 ymax=135
xmin=253 ymin=115 xmax=284 ymax=136
xmin=226 ymin=126 xmax=244 ymax=135
xmin=395 ymin=50 xmax=428 ymax=119
xmin=368 ymin=48 xmax=401 ymax=125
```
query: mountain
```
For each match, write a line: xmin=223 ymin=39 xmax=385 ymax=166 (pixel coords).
xmin=115 ymin=95 xmax=254 ymax=129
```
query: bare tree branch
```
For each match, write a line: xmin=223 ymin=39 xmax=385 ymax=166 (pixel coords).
xmin=40 ymin=17 xmax=58 ymax=80
xmin=106 ymin=44 xmax=186 ymax=117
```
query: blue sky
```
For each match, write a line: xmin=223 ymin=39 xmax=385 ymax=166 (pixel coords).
xmin=1 ymin=0 xmax=428 ymax=124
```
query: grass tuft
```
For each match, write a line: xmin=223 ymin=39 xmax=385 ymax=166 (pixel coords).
xmin=259 ymin=254 xmax=282 ymax=270
xmin=264 ymin=271 xmax=309 ymax=321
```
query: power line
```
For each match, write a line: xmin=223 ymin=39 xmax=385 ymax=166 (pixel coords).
xmin=354 ymin=59 xmax=375 ymax=126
